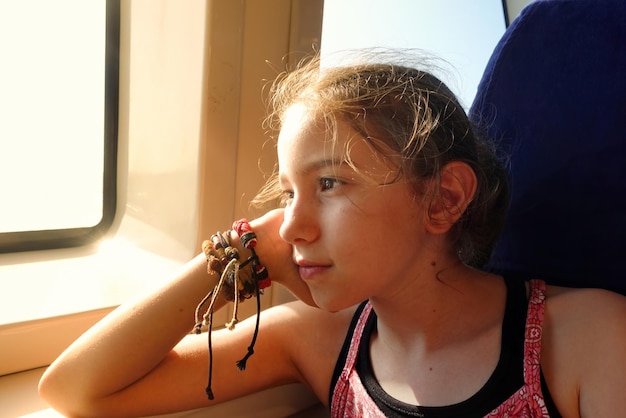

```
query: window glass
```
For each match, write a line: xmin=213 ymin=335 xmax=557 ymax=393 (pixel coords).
xmin=321 ymin=0 xmax=506 ymax=109
xmin=0 ymin=0 xmax=119 ymax=252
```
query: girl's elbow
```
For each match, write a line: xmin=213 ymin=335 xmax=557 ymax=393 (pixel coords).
xmin=38 ymin=369 xmax=95 ymax=418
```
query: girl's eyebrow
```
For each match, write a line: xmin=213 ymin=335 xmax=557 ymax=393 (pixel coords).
xmin=280 ymin=158 xmax=346 ymax=180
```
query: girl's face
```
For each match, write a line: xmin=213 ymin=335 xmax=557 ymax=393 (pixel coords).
xmin=277 ymin=104 xmax=438 ymax=311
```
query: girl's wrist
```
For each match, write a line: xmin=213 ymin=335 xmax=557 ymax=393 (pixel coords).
xmin=193 ymin=218 xmax=271 ymax=400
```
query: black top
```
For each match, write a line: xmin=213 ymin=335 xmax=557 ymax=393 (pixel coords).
xmin=330 ymin=276 xmax=561 ymax=417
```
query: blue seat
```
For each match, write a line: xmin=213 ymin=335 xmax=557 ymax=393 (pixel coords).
xmin=469 ymin=0 xmax=626 ymax=295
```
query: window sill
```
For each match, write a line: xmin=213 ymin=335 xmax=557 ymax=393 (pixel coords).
xmin=0 ymin=367 xmax=326 ymax=418
xmin=0 ymin=214 xmax=195 ymax=376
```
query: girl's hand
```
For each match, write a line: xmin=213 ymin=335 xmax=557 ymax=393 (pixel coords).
xmin=248 ymin=209 xmax=317 ymax=307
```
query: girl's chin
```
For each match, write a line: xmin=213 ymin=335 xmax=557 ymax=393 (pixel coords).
xmin=309 ymin=290 xmax=359 ymax=313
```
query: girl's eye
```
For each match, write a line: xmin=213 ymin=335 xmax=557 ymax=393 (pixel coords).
xmin=279 ymin=190 xmax=294 ymax=206
xmin=319 ymin=177 xmax=339 ymax=192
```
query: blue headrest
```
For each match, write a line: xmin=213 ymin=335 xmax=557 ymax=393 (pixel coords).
xmin=469 ymin=0 xmax=626 ymax=295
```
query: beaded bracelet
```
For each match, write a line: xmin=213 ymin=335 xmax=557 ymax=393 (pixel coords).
xmin=193 ymin=218 xmax=271 ymax=400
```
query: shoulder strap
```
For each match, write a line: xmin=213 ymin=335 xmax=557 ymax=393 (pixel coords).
xmin=523 ymin=279 xmax=547 ymax=386
xmin=343 ymin=302 xmax=373 ymax=372
xmin=330 ymin=301 xmax=374 ymax=413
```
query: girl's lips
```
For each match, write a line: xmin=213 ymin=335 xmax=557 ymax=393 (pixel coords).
xmin=297 ymin=264 xmax=330 ymax=281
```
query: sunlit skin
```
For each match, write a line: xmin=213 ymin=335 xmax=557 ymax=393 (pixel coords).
xmin=276 ymin=104 xmax=626 ymax=412
xmin=38 ymin=104 xmax=626 ymax=418
xmin=278 ymin=104 xmax=434 ymax=312
xmin=276 ymin=104 xmax=510 ymax=405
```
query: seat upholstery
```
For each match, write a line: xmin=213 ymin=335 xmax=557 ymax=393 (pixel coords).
xmin=469 ymin=0 xmax=626 ymax=294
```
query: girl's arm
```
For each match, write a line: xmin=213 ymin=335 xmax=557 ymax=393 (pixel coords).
xmin=543 ymin=287 xmax=626 ymax=417
xmin=38 ymin=210 xmax=313 ymax=417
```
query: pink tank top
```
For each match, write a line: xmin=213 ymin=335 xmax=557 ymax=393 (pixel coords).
xmin=330 ymin=280 xmax=552 ymax=417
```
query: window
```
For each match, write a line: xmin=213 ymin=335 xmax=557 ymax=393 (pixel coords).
xmin=0 ymin=0 xmax=120 ymax=253
xmin=320 ymin=0 xmax=507 ymax=109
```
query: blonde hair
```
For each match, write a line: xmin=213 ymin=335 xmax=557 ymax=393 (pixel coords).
xmin=255 ymin=55 xmax=509 ymax=267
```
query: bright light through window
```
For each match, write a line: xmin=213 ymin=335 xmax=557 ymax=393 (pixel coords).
xmin=0 ymin=0 xmax=108 ymax=234
xmin=321 ymin=0 xmax=507 ymax=109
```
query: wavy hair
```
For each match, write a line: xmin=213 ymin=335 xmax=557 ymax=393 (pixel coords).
xmin=254 ymin=55 xmax=509 ymax=267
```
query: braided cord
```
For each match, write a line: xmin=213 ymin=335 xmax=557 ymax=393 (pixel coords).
xmin=194 ymin=219 xmax=271 ymax=400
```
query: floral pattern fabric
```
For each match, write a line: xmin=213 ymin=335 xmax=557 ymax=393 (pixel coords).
xmin=330 ymin=280 xmax=551 ymax=417
xmin=486 ymin=280 xmax=550 ymax=417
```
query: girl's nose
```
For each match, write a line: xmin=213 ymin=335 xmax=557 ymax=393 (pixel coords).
xmin=279 ymin=199 xmax=320 ymax=245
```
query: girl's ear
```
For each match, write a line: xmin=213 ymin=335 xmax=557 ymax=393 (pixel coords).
xmin=425 ymin=161 xmax=477 ymax=234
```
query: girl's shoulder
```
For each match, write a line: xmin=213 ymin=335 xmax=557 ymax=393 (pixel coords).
xmin=543 ymin=284 xmax=626 ymax=348
xmin=258 ymin=300 xmax=358 ymax=360
xmin=544 ymin=284 xmax=626 ymax=323
xmin=541 ymin=284 xmax=626 ymax=416
xmin=261 ymin=300 xmax=360 ymax=403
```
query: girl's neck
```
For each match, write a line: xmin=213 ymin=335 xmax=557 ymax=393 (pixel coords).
xmin=368 ymin=271 xmax=507 ymax=407
xmin=369 ymin=266 xmax=505 ymax=353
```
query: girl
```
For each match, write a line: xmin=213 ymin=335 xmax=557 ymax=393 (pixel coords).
xmin=39 ymin=57 xmax=626 ymax=417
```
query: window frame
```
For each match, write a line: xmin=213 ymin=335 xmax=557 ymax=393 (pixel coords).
xmin=0 ymin=0 xmax=120 ymax=254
